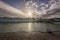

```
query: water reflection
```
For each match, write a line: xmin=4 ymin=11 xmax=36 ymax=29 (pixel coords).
xmin=28 ymin=23 xmax=32 ymax=31
xmin=0 ymin=23 xmax=60 ymax=33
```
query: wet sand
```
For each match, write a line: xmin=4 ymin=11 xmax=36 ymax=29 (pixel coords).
xmin=0 ymin=32 xmax=60 ymax=40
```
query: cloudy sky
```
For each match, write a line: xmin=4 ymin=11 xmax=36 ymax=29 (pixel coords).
xmin=0 ymin=0 xmax=60 ymax=18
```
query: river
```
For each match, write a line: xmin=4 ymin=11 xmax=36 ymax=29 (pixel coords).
xmin=0 ymin=22 xmax=60 ymax=33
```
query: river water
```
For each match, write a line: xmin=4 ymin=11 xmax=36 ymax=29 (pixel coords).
xmin=0 ymin=22 xmax=60 ymax=33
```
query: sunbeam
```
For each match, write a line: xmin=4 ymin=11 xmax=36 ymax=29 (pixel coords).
xmin=0 ymin=1 xmax=27 ymax=18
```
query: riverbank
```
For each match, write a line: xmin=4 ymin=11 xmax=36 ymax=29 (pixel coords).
xmin=0 ymin=32 xmax=60 ymax=40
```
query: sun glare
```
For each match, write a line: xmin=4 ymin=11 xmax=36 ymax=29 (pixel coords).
xmin=28 ymin=12 xmax=33 ymax=18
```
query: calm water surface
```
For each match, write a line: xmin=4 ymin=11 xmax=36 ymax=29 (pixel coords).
xmin=0 ymin=23 xmax=60 ymax=33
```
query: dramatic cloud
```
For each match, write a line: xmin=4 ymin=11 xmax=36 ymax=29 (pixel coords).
xmin=24 ymin=0 xmax=60 ymax=18
xmin=0 ymin=0 xmax=60 ymax=18
xmin=41 ymin=0 xmax=60 ymax=19
xmin=0 ymin=1 xmax=27 ymax=18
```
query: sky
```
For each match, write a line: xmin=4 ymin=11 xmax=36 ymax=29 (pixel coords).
xmin=1 ymin=0 xmax=55 ymax=10
xmin=0 ymin=0 xmax=60 ymax=18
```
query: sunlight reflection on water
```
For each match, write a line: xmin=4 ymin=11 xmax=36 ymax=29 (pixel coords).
xmin=0 ymin=23 xmax=60 ymax=33
xmin=28 ymin=23 xmax=32 ymax=32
